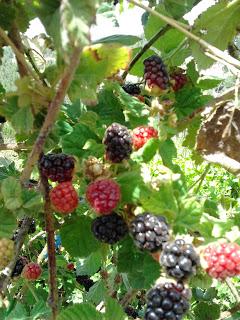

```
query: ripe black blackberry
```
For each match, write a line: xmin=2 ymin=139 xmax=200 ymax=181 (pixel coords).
xmin=170 ymin=68 xmax=188 ymax=92
xmin=124 ymin=306 xmax=139 ymax=319
xmin=143 ymin=55 xmax=169 ymax=93
xmin=103 ymin=123 xmax=133 ymax=163
xmin=76 ymin=275 xmax=94 ymax=291
xmin=145 ymin=282 xmax=191 ymax=320
xmin=38 ymin=153 xmax=75 ymax=182
xmin=129 ymin=213 xmax=169 ymax=252
xmin=12 ymin=256 xmax=29 ymax=277
xmin=122 ymin=83 xmax=141 ymax=96
xmin=160 ymin=239 xmax=200 ymax=280
xmin=91 ymin=213 xmax=128 ymax=244
xmin=18 ymin=219 xmax=36 ymax=234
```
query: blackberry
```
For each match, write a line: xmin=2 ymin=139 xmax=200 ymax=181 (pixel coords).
xmin=129 ymin=213 xmax=169 ymax=252
xmin=18 ymin=219 xmax=36 ymax=234
xmin=76 ymin=275 xmax=94 ymax=291
xmin=103 ymin=123 xmax=132 ymax=163
xmin=122 ymin=83 xmax=141 ymax=96
xmin=143 ymin=55 xmax=169 ymax=94
xmin=170 ymin=68 xmax=188 ymax=92
xmin=145 ymin=282 xmax=191 ymax=320
xmin=91 ymin=213 xmax=128 ymax=244
xmin=38 ymin=153 xmax=75 ymax=182
xmin=160 ymin=239 xmax=200 ymax=280
xmin=12 ymin=256 xmax=28 ymax=277
xmin=125 ymin=306 xmax=139 ymax=319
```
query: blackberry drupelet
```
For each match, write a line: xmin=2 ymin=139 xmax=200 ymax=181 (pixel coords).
xmin=125 ymin=306 xmax=139 ymax=319
xmin=145 ymin=282 xmax=191 ymax=320
xmin=91 ymin=213 xmax=128 ymax=244
xmin=160 ymin=239 xmax=200 ymax=280
xmin=38 ymin=153 xmax=75 ymax=182
xmin=129 ymin=213 xmax=169 ymax=252
xmin=103 ymin=123 xmax=132 ymax=163
xmin=143 ymin=55 xmax=169 ymax=93
xmin=122 ymin=83 xmax=141 ymax=96
xmin=12 ymin=256 xmax=29 ymax=277
xmin=76 ymin=275 xmax=94 ymax=291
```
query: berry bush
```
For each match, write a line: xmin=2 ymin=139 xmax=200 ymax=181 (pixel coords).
xmin=0 ymin=1 xmax=239 ymax=320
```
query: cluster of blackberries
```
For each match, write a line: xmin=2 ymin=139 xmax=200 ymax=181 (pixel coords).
xmin=12 ymin=256 xmax=29 ymax=277
xmin=124 ymin=306 xmax=139 ymax=319
xmin=38 ymin=153 xmax=78 ymax=214
xmin=76 ymin=275 xmax=94 ymax=292
xmin=145 ymin=282 xmax=191 ymax=320
xmin=103 ymin=123 xmax=133 ymax=163
xmin=122 ymin=83 xmax=141 ymax=96
xmin=170 ymin=68 xmax=188 ymax=92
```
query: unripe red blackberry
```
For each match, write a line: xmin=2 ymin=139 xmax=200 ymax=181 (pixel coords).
xmin=203 ymin=242 xmax=240 ymax=279
xmin=91 ymin=213 xmax=128 ymax=244
xmin=38 ymin=153 xmax=75 ymax=182
xmin=132 ymin=126 xmax=158 ymax=150
xmin=122 ymin=83 xmax=141 ymax=96
xmin=130 ymin=213 xmax=169 ymax=252
xmin=160 ymin=239 xmax=200 ymax=280
xmin=170 ymin=68 xmax=188 ymax=92
xmin=144 ymin=55 xmax=169 ymax=95
xmin=0 ymin=238 xmax=14 ymax=270
xmin=145 ymin=282 xmax=191 ymax=320
xmin=12 ymin=256 xmax=29 ymax=277
xmin=86 ymin=179 xmax=121 ymax=214
xmin=103 ymin=123 xmax=133 ymax=163
xmin=22 ymin=262 xmax=42 ymax=281
xmin=50 ymin=181 xmax=78 ymax=214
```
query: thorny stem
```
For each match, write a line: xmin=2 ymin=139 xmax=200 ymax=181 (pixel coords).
xmin=122 ymin=25 xmax=171 ymax=80
xmin=0 ymin=143 xmax=30 ymax=151
xmin=41 ymin=174 xmax=58 ymax=320
xmin=225 ymin=278 xmax=240 ymax=304
xmin=127 ymin=0 xmax=240 ymax=71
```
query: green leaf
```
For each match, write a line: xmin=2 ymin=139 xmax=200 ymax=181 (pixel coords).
xmin=0 ymin=162 xmax=19 ymax=181
xmin=86 ymin=280 xmax=106 ymax=304
xmin=60 ymin=216 xmax=101 ymax=258
xmin=164 ymin=0 xmax=200 ymax=19
xmin=197 ymin=78 xmax=223 ymax=90
xmin=57 ymin=303 xmax=103 ymax=320
xmin=0 ymin=207 xmax=17 ymax=238
xmin=69 ymin=44 xmax=131 ymax=104
xmin=1 ymin=177 xmax=22 ymax=210
xmin=62 ymin=100 xmax=85 ymax=123
xmin=225 ymin=312 xmax=240 ymax=320
xmin=76 ymin=251 xmax=102 ymax=276
xmin=117 ymin=237 xmax=160 ymax=289
xmin=190 ymin=272 xmax=212 ymax=289
xmin=105 ymin=297 xmax=127 ymax=320
xmin=159 ymin=139 xmax=181 ymax=173
xmin=61 ymin=123 xmax=99 ymax=157
xmin=191 ymin=0 xmax=240 ymax=69
xmin=6 ymin=303 xmax=27 ymax=320
xmin=11 ymin=106 xmax=33 ymax=134
xmin=132 ymin=138 xmax=160 ymax=163
xmin=145 ymin=5 xmax=167 ymax=40
xmin=194 ymin=302 xmax=220 ymax=320
xmin=22 ymin=190 xmax=43 ymax=210
xmin=30 ymin=300 xmax=51 ymax=320
xmin=192 ymin=287 xmax=217 ymax=302
xmin=0 ymin=3 xmax=16 ymax=30
xmin=154 ymin=29 xmax=185 ymax=55
xmin=93 ymin=34 xmax=140 ymax=46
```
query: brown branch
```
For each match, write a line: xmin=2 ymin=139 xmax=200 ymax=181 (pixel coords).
xmin=0 ymin=217 xmax=33 ymax=296
xmin=120 ymin=289 xmax=137 ymax=307
xmin=41 ymin=174 xmax=58 ymax=320
xmin=0 ymin=143 xmax=30 ymax=151
xmin=128 ymin=0 xmax=240 ymax=72
xmin=122 ymin=25 xmax=171 ymax=80
xmin=20 ymin=46 xmax=82 ymax=184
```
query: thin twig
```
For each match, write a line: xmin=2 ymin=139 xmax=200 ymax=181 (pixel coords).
xmin=29 ymin=231 xmax=45 ymax=245
xmin=122 ymin=25 xmax=171 ymax=80
xmin=188 ymin=164 xmax=211 ymax=193
xmin=127 ymin=0 xmax=240 ymax=70
xmin=0 ymin=143 xmax=30 ymax=151
xmin=0 ymin=26 xmax=40 ymax=82
xmin=20 ymin=46 xmax=82 ymax=184
xmin=37 ymin=243 xmax=48 ymax=264
xmin=41 ymin=174 xmax=58 ymax=320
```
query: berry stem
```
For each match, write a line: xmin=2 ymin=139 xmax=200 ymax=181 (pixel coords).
xmin=41 ymin=175 xmax=58 ymax=320
xmin=122 ymin=25 xmax=171 ymax=80
xmin=120 ymin=289 xmax=137 ymax=307
xmin=25 ymin=281 xmax=39 ymax=303
xmin=225 ymin=277 xmax=240 ymax=304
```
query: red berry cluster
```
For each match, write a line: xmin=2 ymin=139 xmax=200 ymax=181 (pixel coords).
xmin=132 ymin=126 xmax=158 ymax=150
xmin=203 ymin=242 xmax=240 ymax=279
xmin=170 ymin=68 xmax=188 ymax=92
xmin=22 ymin=262 xmax=42 ymax=281
xmin=39 ymin=153 xmax=78 ymax=214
